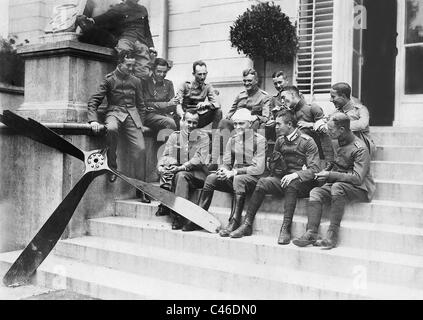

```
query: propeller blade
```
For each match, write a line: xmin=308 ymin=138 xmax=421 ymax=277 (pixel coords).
xmin=109 ymin=169 xmax=221 ymax=234
xmin=0 ymin=111 xmax=85 ymax=162
xmin=2 ymin=171 xmax=104 ymax=287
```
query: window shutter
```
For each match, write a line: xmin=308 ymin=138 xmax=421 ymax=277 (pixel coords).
xmin=295 ymin=0 xmax=335 ymax=95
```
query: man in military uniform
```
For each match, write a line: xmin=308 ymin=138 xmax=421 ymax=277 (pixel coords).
xmin=281 ymin=86 xmax=334 ymax=163
xmin=184 ymin=109 xmax=267 ymax=234
xmin=156 ymin=110 xmax=210 ymax=230
xmin=293 ymin=113 xmax=376 ymax=250
xmin=175 ymin=61 xmax=222 ymax=130
xmin=88 ymin=53 xmax=150 ymax=203
xmin=317 ymin=82 xmax=376 ymax=157
xmin=265 ymin=71 xmax=289 ymax=142
xmin=230 ymin=110 xmax=321 ymax=244
xmin=142 ymin=58 xmax=177 ymax=132
xmin=78 ymin=0 xmax=156 ymax=80
xmin=226 ymin=69 xmax=272 ymax=131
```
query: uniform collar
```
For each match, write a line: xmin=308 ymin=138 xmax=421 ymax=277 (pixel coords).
xmin=338 ymin=132 xmax=355 ymax=147
xmin=285 ymin=128 xmax=300 ymax=142
xmin=246 ymin=86 xmax=259 ymax=96
xmin=115 ymin=67 xmax=129 ymax=79
xmin=192 ymin=80 xmax=205 ymax=89
xmin=341 ymin=100 xmax=354 ymax=113
xmin=152 ymin=76 xmax=165 ymax=86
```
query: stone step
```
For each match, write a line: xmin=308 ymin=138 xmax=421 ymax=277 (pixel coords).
xmin=88 ymin=216 xmax=423 ymax=266
xmin=374 ymin=146 xmax=423 ymax=162
xmin=372 ymin=131 xmax=423 ymax=146
xmin=0 ymin=251 xmax=245 ymax=300
xmin=53 ymin=236 xmax=423 ymax=299
xmin=116 ymin=198 xmax=423 ymax=229
xmin=374 ymin=180 xmax=423 ymax=203
xmin=371 ymin=161 xmax=423 ymax=182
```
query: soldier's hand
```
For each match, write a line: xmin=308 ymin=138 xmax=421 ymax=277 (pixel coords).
xmin=298 ymin=121 xmax=313 ymax=129
xmin=149 ymin=47 xmax=158 ymax=58
xmin=314 ymin=171 xmax=330 ymax=183
xmin=216 ymin=168 xmax=228 ymax=180
xmin=90 ymin=122 xmax=102 ymax=135
xmin=281 ymin=173 xmax=299 ymax=188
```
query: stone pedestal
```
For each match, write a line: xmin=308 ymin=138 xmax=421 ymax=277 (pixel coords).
xmin=17 ymin=40 xmax=116 ymax=123
xmin=0 ymin=41 xmax=158 ymax=253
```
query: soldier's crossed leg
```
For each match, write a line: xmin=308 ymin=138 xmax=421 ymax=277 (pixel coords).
xmin=116 ymin=39 xmax=152 ymax=80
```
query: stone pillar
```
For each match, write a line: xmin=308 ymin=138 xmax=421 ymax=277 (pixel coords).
xmin=0 ymin=38 xmax=157 ymax=253
xmin=17 ymin=36 xmax=115 ymax=122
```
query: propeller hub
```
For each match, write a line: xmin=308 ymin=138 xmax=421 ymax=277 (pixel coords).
xmin=85 ymin=151 xmax=108 ymax=173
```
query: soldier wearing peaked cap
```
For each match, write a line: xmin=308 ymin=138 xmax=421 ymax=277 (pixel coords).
xmin=230 ymin=109 xmax=321 ymax=244
xmin=293 ymin=112 xmax=376 ymax=250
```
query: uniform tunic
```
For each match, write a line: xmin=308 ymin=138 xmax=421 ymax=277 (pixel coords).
xmin=87 ymin=67 xmax=146 ymax=179
xmin=158 ymin=130 xmax=210 ymax=199
xmin=227 ymin=88 xmax=272 ymax=128
xmin=142 ymin=77 xmax=177 ymax=131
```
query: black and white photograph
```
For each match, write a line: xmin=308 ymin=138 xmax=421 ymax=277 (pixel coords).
xmin=0 ymin=0 xmax=422 ymax=305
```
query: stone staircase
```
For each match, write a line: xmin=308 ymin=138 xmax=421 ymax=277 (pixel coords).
xmin=1 ymin=127 xmax=423 ymax=299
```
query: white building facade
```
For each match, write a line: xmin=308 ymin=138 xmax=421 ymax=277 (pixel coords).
xmin=5 ymin=0 xmax=423 ymax=126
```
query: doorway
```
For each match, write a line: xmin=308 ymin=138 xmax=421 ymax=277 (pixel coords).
xmin=353 ymin=0 xmax=398 ymax=126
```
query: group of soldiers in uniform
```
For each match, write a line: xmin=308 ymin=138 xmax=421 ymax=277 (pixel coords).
xmin=83 ymin=0 xmax=376 ymax=250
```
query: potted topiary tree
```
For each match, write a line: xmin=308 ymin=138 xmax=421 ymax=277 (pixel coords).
xmin=230 ymin=1 xmax=298 ymax=90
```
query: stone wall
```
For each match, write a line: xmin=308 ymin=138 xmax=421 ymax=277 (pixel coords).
xmin=165 ymin=0 xmax=297 ymax=114
xmin=0 ymin=83 xmax=24 ymax=112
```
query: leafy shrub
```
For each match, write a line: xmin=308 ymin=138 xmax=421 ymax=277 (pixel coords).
xmin=230 ymin=1 xmax=298 ymax=64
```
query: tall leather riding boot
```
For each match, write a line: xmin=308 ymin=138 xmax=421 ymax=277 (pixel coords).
xmin=293 ymin=201 xmax=323 ymax=247
xmin=219 ymin=193 xmax=246 ymax=237
xmin=315 ymin=196 xmax=346 ymax=249
xmin=136 ymin=189 xmax=151 ymax=204
xmin=182 ymin=189 xmax=215 ymax=232
xmin=170 ymin=211 xmax=184 ymax=230
xmin=278 ymin=187 xmax=298 ymax=245
xmin=197 ymin=189 xmax=215 ymax=211
xmin=230 ymin=189 xmax=266 ymax=239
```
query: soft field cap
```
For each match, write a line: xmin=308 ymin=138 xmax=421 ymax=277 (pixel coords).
xmin=232 ymin=108 xmax=253 ymax=122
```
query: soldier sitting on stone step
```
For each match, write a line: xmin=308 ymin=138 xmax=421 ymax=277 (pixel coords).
xmin=142 ymin=58 xmax=178 ymax=132
xmin=293 ymin=113 xmax=376 ymax=250
xmin=315 ymin=82 xmax=377 ymax=158
xmin=156 ymin=110 xmax=210 ymax=230
xmin=183 ymin=108 xmax=267 ymax=235
xmin=281 ymin=86 xmax=334 ymax=166
xmin=229 ymin=109 xmax=321 ymax=245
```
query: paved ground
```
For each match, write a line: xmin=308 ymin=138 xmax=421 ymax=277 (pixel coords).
xmin=0 ymin=285 xmax=97 ymax=300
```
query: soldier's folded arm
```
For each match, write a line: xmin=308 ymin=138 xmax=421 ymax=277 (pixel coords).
xmin=297 ymin=140 xmax=322 ymax=182
xmin=183 ymin=135 xmax=210 ymax=171
xmin=87 ymin=78 xmax=110 ymax=123
xmin=350 ymin=106 xmax=370 ymax=132
xmin=207 ymin=84 xmax=220 ymax=110
xmin=144 ymin=15 xmax=155 ymax=49
xmin=328 ymin=147 xmax=371 ymax=186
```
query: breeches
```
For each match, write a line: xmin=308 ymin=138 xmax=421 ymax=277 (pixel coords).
xmin=309 ymin=182 xmax=369 ymax=204
xmin=203 ymin=173 xmax=260 ymax=195
xmin=105 ymin=115 xmax=146 ymax=180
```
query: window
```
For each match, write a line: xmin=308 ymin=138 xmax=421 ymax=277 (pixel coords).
xmin=295 ymin=0 xmax=334 ymax=95
xmin=405 ymin=0 xmax=423 ymax=94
